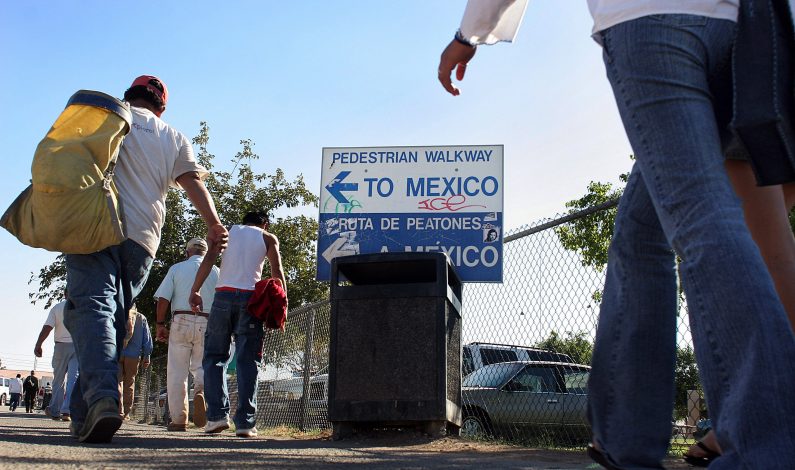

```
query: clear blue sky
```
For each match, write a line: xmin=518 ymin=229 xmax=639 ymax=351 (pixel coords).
xmin=0 ymin=1 xmax=632 ymax=370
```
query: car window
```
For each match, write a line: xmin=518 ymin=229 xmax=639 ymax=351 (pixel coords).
xmin=522 ymin=349 xmax=573 ymax=363
xmin=480 ymin=348 xmax=518 ymax=366
xmin=563 ymin=369 xmax=589 ymax=394
xmin=506 ymin=366 xmax=558 ymax=393
xmin=462 ymin=347 xmax=474 ymax=376
xmin=463 ymin=363 xmax=522 ymax=388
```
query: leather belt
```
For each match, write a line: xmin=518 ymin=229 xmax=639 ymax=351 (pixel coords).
xmin=173 ymin=310 xmax=209 ymax=318
xmin=216 ymin=286 xmax=254 ymax=293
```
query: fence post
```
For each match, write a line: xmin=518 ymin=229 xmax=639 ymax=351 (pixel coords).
xmin=299 ymin=308 xmax=316 ymax=431
xmin=153 ymin=373 xmax=163 ymax=425
xmin=687 ymin=389 xmax=701 ymax=428
xmin=142 ymin=364 xmax=151 ymax=424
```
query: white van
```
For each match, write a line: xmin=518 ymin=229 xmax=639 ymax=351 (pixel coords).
xmin=462 ymin=342 xmax=574 ymax=377
xmin=0 ymin=377 xmax=10 ymax=406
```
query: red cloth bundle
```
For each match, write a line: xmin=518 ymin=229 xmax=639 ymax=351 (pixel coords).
xmin=247 ymin=278 xmax=287 ymax=330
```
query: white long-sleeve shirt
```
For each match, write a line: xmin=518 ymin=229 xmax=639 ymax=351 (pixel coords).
xmin=458 ymin=0 xmax=742 ymax=44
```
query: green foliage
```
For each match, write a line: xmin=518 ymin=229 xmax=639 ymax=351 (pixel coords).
xmin=554 ymin=180 xmax=624 ymax=273
xmin=534 ymin=330 xmax=593 ymax=366
xmin=790 ymin=206 xmax=795 ymax=234
xmin=29 ymin=122 xmax=328 ymax=355
xmin=29 ymin=255 xmax=66 ymax=309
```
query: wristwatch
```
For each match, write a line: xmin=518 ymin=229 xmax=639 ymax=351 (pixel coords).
xmin=454 ymin=29 xmax=476 ymax=47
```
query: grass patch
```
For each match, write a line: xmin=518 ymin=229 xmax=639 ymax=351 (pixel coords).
xmin=258 ymin=425 xmax=331 ymax=439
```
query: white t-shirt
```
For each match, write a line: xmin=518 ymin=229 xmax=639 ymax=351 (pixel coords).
xmin=9 ymin=378 xmax=23 ymax=394
xmin=44 ymin=300 xmax=72 ymax=343
xmin=216 ymin=225 xmax=268 ymax=291
xmin=116 ymin=107 xmax=208 ymax=257
xmin=458 ymin=0 xmax=741 ymax=43
xmin=586 ymin=0 xmax=738 ymax=34
xmin=154 ymin=255 xmax=219 ymax=313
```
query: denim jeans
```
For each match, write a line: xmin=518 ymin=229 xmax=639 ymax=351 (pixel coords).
xmin=49 ymin=341 xmax=79 ymax=416
xmin=588 ymin=15 xmax=795 ymax=469
xmin=203 ymin=290 xmax=263 ymax=430
xmin=9 ymin=393 xmax=21 ymax=411
xmin=63 ymin=239 xmax=153 ymax=427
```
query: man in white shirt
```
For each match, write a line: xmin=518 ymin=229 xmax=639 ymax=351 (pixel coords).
xmin=63 ymin=75 xmax=228 ymax=444
xmin=34 ymin=292 xmax=79 ymax=421
xmin=8 ymin=374 xmax=23 ymax=412
xmin=154 ymin=237 xmax=219 ymax=432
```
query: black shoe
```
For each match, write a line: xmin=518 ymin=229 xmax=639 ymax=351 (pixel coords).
xmin=78 ymin=397 xmax=122 ymax=444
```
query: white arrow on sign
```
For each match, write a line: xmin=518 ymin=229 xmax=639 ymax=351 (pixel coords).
xmin=322 ymin=236 xmax=358 ymax=263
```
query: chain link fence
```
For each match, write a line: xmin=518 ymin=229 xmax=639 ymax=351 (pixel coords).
xmin=127 ymin=202 xmax=703 ymax=449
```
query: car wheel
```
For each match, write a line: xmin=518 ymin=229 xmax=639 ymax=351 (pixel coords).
xmin=461 ymin=410 xmax=491 ymax=439
xmin=0 ymin=395 xmax=5 ymax=406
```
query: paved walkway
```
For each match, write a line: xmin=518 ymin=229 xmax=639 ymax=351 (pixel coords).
xmin=0 ymin=411 xmax=692 ymax=469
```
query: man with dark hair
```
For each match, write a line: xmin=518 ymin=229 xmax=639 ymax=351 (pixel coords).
xmin=190 ymin=210 xmax=286 ymax=437
xmin=63 ymin=75 xmax=228 ymax=443
xmin=123 ymin=75 xmax=167 ymax=116
xmin=22 ymin=371 xmax=38 ymax=413
xmin=9 ymin=374 xmax=23 ymax=412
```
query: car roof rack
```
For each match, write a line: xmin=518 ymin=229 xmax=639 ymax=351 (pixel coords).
xmin=466 ymin=341 xmax=564 ymax=354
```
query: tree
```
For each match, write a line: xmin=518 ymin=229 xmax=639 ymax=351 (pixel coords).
xmin=28 ymin=122 xmax=328 ymax=358
xmin=554 ymin=180 xmax=624 ymax=273
xmin=534 ymin=330 xmax=593 ymax=366
xmin=553 ymin=167 xmax=627 ymax=304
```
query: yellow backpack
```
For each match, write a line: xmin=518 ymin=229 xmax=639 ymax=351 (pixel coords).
xmin=1 ymin=90 xmax=132 ymax=254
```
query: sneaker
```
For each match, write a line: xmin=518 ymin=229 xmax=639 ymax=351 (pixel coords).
xmin=45 ymin=408 xmax=61 ymax=420
xmin=236 ymin=427 xmax=258 ymax=438
xmin=61 ymin=414 xmax=71 ymax=422
xmin=78 ymin=397 xmax=123 ymax=444
xmin=205 ymin=418 xmax=230 ymax=434
xmin=192 ymin=393 xmax=207 ymax=428
xmin=167 ymin=423 xmax=187 ymax=432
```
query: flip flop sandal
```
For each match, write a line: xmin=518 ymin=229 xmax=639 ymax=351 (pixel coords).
xmin=587 ymin=443 xmax=620 ymax=470
xmin=683 ymin=441 xmax=721 ymax=467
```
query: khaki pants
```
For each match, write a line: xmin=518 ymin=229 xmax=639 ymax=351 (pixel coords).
xmin=117 ymin=356 xmax=140 ymax=416
xmin=167 ymin=315 xmax=207 ymax=425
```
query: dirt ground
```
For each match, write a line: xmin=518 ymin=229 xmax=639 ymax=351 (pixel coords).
xmin=0 ymin=411 xmax=694 ymax=469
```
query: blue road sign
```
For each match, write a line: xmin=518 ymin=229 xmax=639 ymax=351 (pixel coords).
xmin=318 ymin=145 xmax=504 ymax=282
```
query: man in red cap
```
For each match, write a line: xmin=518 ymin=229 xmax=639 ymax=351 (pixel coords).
xmin=62 ymin=75 xmax=228 ymax=444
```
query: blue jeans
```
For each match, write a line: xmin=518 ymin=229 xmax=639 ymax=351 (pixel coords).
xmin=49 ymin=342 xmax=79 ymax=416
xmin=203 ymin=290 xmax=264 ymax=430
xmin=588 ymin=15 xmax=795 ymax=469
xmin=63 ymin=239 xmax=153 ymax=427
xmin=9 ymin=393 xmax=21 ymax=411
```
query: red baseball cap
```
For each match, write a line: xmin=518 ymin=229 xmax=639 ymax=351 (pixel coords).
xmin=130 ymin=75 xmax=168 ymax=106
